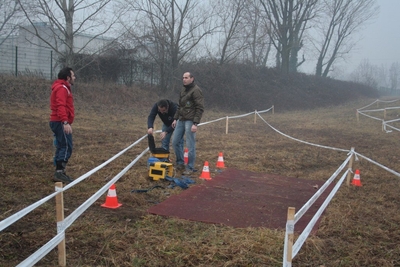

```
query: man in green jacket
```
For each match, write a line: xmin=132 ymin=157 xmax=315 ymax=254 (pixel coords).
xmin=172 ymin=72 xmax=204 ymax=175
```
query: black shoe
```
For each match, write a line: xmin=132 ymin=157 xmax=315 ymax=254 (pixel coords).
xmin=53 ymin=171 xmax=74 ymax=184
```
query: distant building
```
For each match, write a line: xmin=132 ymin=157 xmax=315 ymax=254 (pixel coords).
xmin=0 ymin=22 xmax=114 ymax=79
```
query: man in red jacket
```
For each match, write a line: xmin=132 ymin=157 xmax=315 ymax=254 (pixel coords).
xmin=49 ymin=67 xmax=76 ymax=184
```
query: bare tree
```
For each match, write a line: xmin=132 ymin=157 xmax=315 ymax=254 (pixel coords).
xmin=120 ymin=0 xmax=216 ymax=91
xmin=350 ymin=59 xmax=378 ymax=89
xmin=17 ymin=0 xmax=121 ymax=67
xmin=213 ymin=0 xmax=247 ymax=65
xmin=259 ymin=0 xmax=318 ymax=73
xmin=389 ymin=62 xmax=400 ymax=91
xmin=313 ymin=0 xmax=378 ymax=77
xmin=242 ymin=0 xmax=272 ymax=67
xmin=0 ymin=0 xmax=27 ymax=45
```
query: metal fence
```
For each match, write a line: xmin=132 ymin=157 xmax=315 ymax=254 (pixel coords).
xmin=0 ymin=44 xmax=54 ymax=80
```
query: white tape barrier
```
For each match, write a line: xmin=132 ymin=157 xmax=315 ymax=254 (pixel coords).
xmin=194 ymin=107 xmax=273 ymax=126
xmin=16 ymin=232 xmax=65 ymax=267
xmin=63 ymin=148 xmax=149 ymax=230
xmin=15 ymin=148 xmax=150 ymax=267
xmin=1 ymin=108 xmax=276 ymax=232
xmin=355 ymin=152 xmax=400 ymax=178
xmin=256 ymin=112 xmax=349 ymax=153
xmin=2 ymin=107 xmax=277 ymax=266
xmin=383 ymin=123 xmax=400 ymax=133
xmin=377 ymin=99 xmax=400 ymax=104
xmin=0 ymin=135 xmax=148 ymax=232
xmin=358 ymin=108 xmax=386 ymax=113
xmin=357 ymin=99 xmax=400 ymax=111
xmin=357 ymin=99 xmax=379 ymax=111
xmin=294 ymin=153 xmax=352 ymax=224
xmin=357 ymin=102 xmax=400 ymax=133
xmin=357 ymin=111 xmax=383 ymax=121
xmin=292 ymin=169 xmax=349 ymax=258
xmin=283 ymin=154 xmax=352 ymax=267
xmin=3 ymin=103 xmax=399 ymax=266
xmin=0 ymin=192 xmax=60 ymax=232
xmin=63 ymin=135 xmax=148 ymax=190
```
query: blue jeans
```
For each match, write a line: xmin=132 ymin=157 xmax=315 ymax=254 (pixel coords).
xmin=172 ymin=120 xmax=196 ymax=170
xmin=161 ymin=124 xmax=172 ymax=151
xmin=50 ymin=121 xmax=73 ymax=163
xmin=161 ymin=124 xmax=183 ymax=152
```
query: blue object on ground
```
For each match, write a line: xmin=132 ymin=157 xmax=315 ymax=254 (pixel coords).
xmin=165 ymin=176 xmax=195 ymax=189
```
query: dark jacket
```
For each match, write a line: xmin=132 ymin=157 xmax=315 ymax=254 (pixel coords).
xmin=174 ymin=83 xmax=204 ymax=124
xmin=50 ymin=79 xmax=75 ymax=124
xmin=147 ymin=100 xmax=178 ymax=134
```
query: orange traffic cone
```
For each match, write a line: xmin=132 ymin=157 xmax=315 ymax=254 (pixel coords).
xmin=351 ymin=169 xmax=362 ymax=187
xmin=199 ymin=161 xmax=211 ymax=180
xmin=101 ymin=184 xmax=122 ymax=209
xmin=216 ymin=152 xmax=226 ymax=168
xmin=184 ymin=148 xmax=189 ymax=165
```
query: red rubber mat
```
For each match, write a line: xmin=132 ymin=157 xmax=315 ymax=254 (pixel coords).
xmin=147 ymin=168 xmax=333 ymax=232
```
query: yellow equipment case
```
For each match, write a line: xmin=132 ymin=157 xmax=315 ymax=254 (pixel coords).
xmin=149 ymin=162 xmax=173 ymax=181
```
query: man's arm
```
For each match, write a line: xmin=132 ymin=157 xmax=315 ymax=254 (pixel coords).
xmin=147 ymin=103 xmax=158 ymax=134
xmin=192 ymin=87 xmax=204 ymax=124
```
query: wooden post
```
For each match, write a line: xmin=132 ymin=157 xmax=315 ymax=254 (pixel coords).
xmin=254 ymin=110 xmax=257 ymax=124
xmin=346 ymin=147 xmax=355 ymax=186
xmin=55 ymin=182 xmax=66 ymax=266
xmin=283 ymin=207 xmax=295 ymax=267
xmin=225 ymin=116 xmax=229 ymax=134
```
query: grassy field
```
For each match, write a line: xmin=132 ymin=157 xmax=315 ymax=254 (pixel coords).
xmin=1 ymin=98 xmax=400 ymax=266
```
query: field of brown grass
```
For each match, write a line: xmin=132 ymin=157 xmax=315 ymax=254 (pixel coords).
xmin=1 ymin=75 xmax=400 ymax=266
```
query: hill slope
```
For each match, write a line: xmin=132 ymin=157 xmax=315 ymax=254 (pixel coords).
xmin=0 ymin=68 xmax=379 ymax=112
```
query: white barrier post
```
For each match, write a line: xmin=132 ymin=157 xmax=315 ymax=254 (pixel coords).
xmin=346 ymin=148 xmax=355 ymax=186
xmin=272 ymin=105 xmax=274 ymax=114
xmin=283 ymin=207 xmax=295 ymax=267
xmin=225 ymin=116 xmax=229 ymax=134
xmin=254 ymin=110 xmax=257 ymax=124
xmin=55 ymin=182 xmax=66 ymax=266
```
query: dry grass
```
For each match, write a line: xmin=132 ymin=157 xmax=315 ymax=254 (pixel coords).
xmin=1 ymin=98 xmax=400 ymax=267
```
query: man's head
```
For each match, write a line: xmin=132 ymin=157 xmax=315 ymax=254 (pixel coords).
xmin=157 ymin=99 xmax=169 ymax=114
xmin=58 ymin=67 xmax=76 ymax=85
xmin=183 ymin=72 xmax=194 ymax=86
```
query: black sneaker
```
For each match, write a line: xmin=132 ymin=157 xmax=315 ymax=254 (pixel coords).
xmin=53 ymin=171 xmax=74 ymax=184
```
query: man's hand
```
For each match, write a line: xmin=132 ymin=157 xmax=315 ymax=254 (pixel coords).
xmin=160 ymin=132 xmax=167 ymax=140
xmin=172 ymin=120 xmax=177 ymax=128
xmin=191 ymin=124 xmax=197 ymax=133
xmin=63 ymin=124 xmax=72 ymax=134
xmin=147 ymin=128 xmax=153 ymax=135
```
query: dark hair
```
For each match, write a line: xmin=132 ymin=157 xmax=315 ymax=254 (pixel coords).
xmin=157 ymin=99 xmax=169 ymax=108
xmin=58 ymin=67 xmax=73 ymax=80
xmin=185 ymin=72 xmax=194 ymax=81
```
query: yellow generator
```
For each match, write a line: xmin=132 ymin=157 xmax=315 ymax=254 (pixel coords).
xmin=149 ymin=162 xmax=173 ymax=180
xmin=147 ymin=134 xmax=173 ymax=180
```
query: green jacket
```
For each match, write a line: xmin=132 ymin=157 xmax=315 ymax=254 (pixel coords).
xmin=174 ymin=83 xmax=204 ymax=124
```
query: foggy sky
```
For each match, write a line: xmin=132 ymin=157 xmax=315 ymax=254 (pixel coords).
xmin=347 ymin=0 xmax=400 ymax=72
xmin=300 ymin=0 xmax=400 ymax=77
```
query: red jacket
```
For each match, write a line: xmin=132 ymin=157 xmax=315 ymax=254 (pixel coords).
xmin=50 ymin=79 xmax=75 ymax=124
